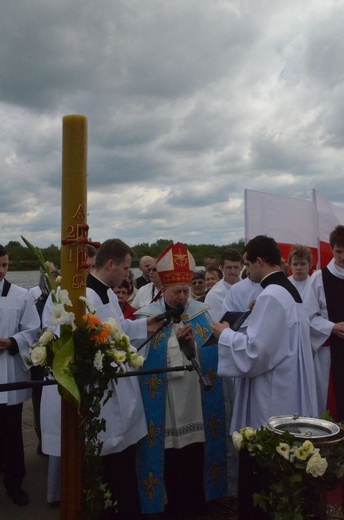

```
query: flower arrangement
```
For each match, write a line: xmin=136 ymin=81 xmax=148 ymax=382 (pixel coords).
xmin=22 ymin=237 xmax=144 ymax=518
xmin=233 ymin=426 xmax=344 ymax=520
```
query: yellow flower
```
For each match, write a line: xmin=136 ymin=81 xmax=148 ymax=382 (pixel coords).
xmin=294 ymin=440 xmax=315 ymax=461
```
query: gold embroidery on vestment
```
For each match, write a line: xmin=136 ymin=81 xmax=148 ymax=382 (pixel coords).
xmin=142 ymin=472 xmax=159 ymax=501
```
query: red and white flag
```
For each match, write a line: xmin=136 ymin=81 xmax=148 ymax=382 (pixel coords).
xmin=313 ymin=190 xmax=344 ymax=267
xmin=245 ymin=189 xmax=318 ymax=268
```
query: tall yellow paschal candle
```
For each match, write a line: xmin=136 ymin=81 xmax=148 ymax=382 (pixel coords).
xmin=61 ymin=114 xmax=88 ymax=324
xmin=60 ymin=114 xmax=88 ymax=520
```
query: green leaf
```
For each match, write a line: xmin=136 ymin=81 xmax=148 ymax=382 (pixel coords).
xmin=21 ymin=235 xmax=54 ymax=293
xmin=53 ymin=332 xmax=81 ymax=409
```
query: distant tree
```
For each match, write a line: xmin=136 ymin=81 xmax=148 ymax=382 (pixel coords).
xmin=41 ymin=244 xmax=61 ymax=268
xmin=132 ymin=243 xmax=152 ymax=266
xmin=150 ymin=239 xmax=173 ymax=258
xmin=4 ymin=238 xmax=245 ymax=270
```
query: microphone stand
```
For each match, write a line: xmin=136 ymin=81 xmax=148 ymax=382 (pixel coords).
xmin=178 ymin=337 xmax=212 ymax=391
xmin=136 ymin=316 xmax=212 ymax=391
xmin=136 ymin=306 xmax=184 ymax=353
xmin=136 ymin=318 xmax=172 ymax=353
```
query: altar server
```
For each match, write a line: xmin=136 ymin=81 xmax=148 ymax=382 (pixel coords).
xmin=213 ymin=235 xmax=318 ymax=432
xmin=0 ymin=244 xmax=40 ymax=506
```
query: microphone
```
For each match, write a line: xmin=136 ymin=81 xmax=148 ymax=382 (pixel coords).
xmin=154 ymin=303 xmax=185 ymax=324
xmin=178 ymin=337 xmax=212 ymax=391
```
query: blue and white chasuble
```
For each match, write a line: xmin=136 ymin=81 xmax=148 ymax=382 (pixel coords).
xmin=136 ymin=299 xmax=227 ymax=514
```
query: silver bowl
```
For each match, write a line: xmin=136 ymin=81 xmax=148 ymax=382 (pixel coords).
xmin=267 ymin=414 xmax=340 ymax=439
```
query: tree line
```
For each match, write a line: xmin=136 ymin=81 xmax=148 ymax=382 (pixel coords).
xmin=4 ymin=238 xmax=245 ymax=271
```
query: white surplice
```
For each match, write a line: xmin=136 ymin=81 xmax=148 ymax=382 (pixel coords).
xmin=204 ymin=278 xmax=232 ymax=321
xmin=41 ymin=281 xmax=148 ymax=457
xmin=0 ymin=283 xmax=40 ymax=405
xmin=221 ymin=277 xmax=263 ymax=331
xmin=218 ymin=282 xmax=319 ymax=432
xmin=289 ymin=275 xmax=332 ymax=414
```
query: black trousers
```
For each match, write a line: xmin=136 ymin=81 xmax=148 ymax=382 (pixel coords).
xmin=238 ymin=449 xmax=269 ymax=520
xmin=0 ymin=402 xmax=26 ymax=491
xmin=103 ymin=443 xmax=141 ymax=520
xmin=164 ymin=442 xmax=206 ymax=518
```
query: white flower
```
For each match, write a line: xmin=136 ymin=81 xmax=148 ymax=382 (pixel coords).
xmin=294 ymin=440 xmax=315 ymax=461
xmin=232 ymin=431 xmax=245 ymax=451
xmin=93 ymin=350 xmax=104 ymax=371
xmin=121 ymin=334 xmax=131 ymax=350
xmin=113 ymin=349 xmax=127 ymax=364
xmin=30 ymin=346 xmax=47 ymax=366
xmin=56 ymin=288 xmax=72 ymax=307
xmin=243 ymin=427 xmax=256 ymax=441
xmin=39 ymin=329 xmax=54 ymax=346
xmin=306 ymin=452 xmax=328 ymax=477
xmin=49 ymin=303 xmax=75 ymax=327
xmin=276 ymin=442 xmax=290 ymax=460
xmin=105 ymin=318 xmax=121 ymax=339
xmin=129 ymin=353 xmax=144 ymax=369
xmin=79 ymin=296 xmax=96 ymax=314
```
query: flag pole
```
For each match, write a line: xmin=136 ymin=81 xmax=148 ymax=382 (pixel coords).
xmin=60 ymin=114 xmax=88 ymax=519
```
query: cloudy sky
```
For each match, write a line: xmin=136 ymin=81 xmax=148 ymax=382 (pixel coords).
xmin=1 ymin=0 xmax=344 ymax=248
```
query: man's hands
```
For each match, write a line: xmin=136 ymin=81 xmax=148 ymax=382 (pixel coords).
xmin=177 ymin=324 xmax=194 ymax=347
xmin=0 ymin=338 xmax=11 ymax=352
xmin=333 ymin=322 xmax=344 ymax=339
xmin=212 ymin=321 xmax=230 ymax=339
xmin=146 ymin=316 xmax=161 ymax=333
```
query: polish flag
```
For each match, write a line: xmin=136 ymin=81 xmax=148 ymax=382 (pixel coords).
xmin=313 ymin=190 xmax=344 ymax=267
xmin=245 ymin=189 xmax=318 ymax=268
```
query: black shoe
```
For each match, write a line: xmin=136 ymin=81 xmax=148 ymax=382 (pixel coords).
xmin=48 ymin=500 xmax=61 ymax=508
xmin=7 ymin=486 xmax=29 ymax=506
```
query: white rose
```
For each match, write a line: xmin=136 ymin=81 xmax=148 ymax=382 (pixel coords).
xmin=276 ymin=442 xmax=290 ymax=460
xmin=232 ymin=431 xmax=244 ymax=451
xmin=306 ymin=452 xmax=328 ymax=477
xmin=39 ymin=329 xmax=54 ymax=346
xmin=30 ymin=346 xmax=47 ymax=366
xmin=243 ymin=427 xmax=256 ymax=441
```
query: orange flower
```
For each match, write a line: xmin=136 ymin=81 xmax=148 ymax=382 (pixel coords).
xmin=82 ymin=314 xmax=111 ymax=344
xmin=90 ymin=323 xmax=111 ymax=344
xmin=82 ymin=314 xmax=102 ymax=329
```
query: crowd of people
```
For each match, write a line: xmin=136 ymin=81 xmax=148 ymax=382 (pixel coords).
xmin=1 ymin=226 xmax=344 ymax=519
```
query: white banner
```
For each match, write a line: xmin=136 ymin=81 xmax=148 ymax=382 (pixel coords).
xmin=245 ymin=189 xmax=317 ymax=247
xmin=313 ymin=189 xmax=344 ymax=243
xmin=245 ymin=189 xmax=344 ymax=268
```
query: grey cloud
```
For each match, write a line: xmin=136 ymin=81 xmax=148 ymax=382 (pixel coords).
xmin=1 ymin=0 xmax=344 ymax=248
